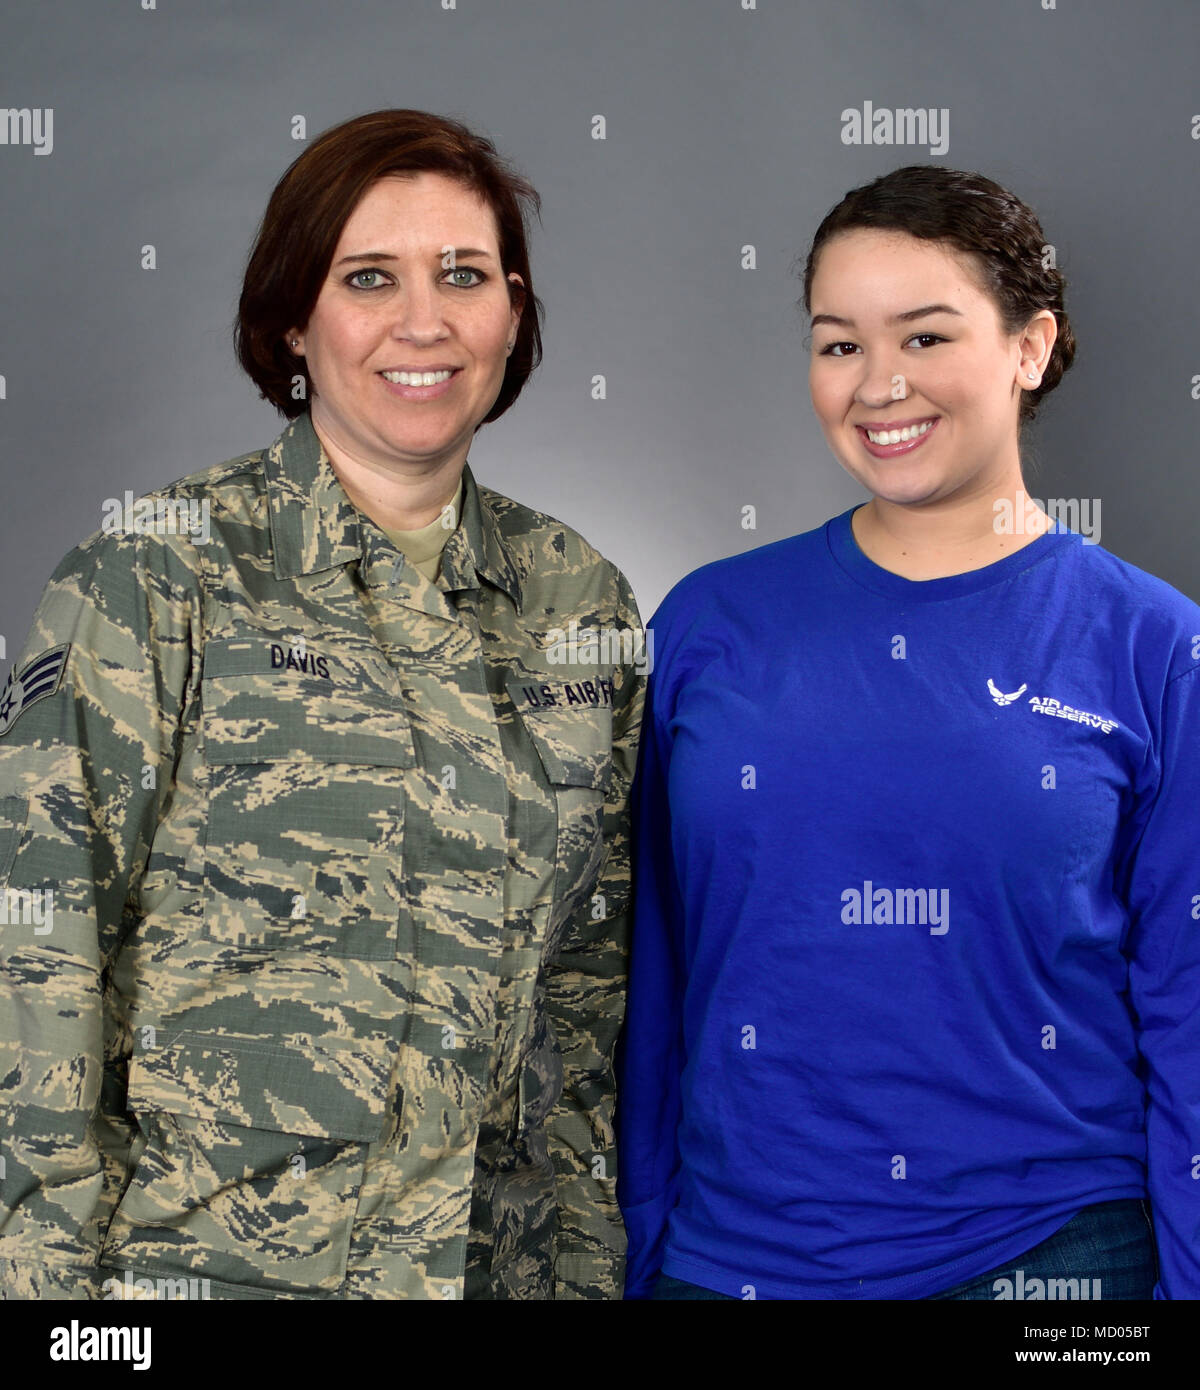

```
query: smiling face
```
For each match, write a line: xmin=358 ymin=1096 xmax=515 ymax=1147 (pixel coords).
xmin=288 ymin=171 xmax=523 ymax=479
xmin=808 ymin=228 xmax=1041 ymax=512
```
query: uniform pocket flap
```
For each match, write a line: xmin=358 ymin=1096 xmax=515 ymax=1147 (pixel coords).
xmin=506 ymin=676 xmax=614 ymax=789
xmin=126 ymin=1032 xmax=390 ymax=1141
xmin=202 ymin=653 xmax=415 ymax=767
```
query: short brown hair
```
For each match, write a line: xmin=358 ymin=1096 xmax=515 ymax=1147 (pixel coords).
xmin=235 ymin=109 xmax=543 ymax=423
xmin=801 ymin=165 xmax=1076 ymax=428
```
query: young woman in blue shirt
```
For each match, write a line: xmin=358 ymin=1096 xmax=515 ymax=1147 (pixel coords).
xmin=618 ymin=165 xmax=1199 ymax=1301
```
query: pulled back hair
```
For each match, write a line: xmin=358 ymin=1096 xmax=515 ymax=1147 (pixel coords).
xmin=801 ymin=165 xmax=1076 ymax=427
xmin=235 ymin=108 xmax=543 ymax=423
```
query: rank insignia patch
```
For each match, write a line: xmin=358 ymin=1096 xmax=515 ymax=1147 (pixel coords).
xmin=0 ymin=644 xmax=71 ymax=737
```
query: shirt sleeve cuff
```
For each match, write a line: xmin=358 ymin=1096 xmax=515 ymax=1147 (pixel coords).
xmin=0 ymin=1257 xmax=104 ymax=1300
xmin=552 ymin=1250 xmax=624 ymax=1300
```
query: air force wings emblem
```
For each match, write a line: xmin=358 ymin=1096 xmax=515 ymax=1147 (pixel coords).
xmin=0 ymin=644 xmax=71 ymax=736
xmin=988 ymin=677 xmax=1027 ymax=708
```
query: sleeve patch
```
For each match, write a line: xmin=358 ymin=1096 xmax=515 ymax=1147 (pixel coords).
xmin=0 ymin=643 xmax=71 ymax=737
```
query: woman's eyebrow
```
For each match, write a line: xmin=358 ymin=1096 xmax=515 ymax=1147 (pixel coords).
xmin=334 ymin=247 xmax=496 ymax=266
xmin=811 ymin=303 xmax=965 ymax=329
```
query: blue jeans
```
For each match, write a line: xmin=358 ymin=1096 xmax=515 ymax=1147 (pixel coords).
xmin=928 ymin=1198 xmax=1157 ymax=1300
xmin=648 ymin=1198 xmax=1159 ymax=1300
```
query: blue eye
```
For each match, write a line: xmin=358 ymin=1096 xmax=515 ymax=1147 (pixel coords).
xmin=347 ymin=269 xmax=387 ymax=291
xmin=343 ymin=266 xmax=486 ymax=291
xmin=444 ymin=267 xmax=485 ymax=288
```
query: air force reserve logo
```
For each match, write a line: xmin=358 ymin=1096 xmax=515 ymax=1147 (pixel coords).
xmin=0 ymin=644 xmax=71 ymax=737
xmin=988 ymin=678 xmax=1027 ymax=707
xmin=987 ymin=676 xmax=1118 ymax=734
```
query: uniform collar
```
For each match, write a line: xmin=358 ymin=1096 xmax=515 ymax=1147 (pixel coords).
xmin=441 ymin=465 xmax=524 ymax=613
xmin=263 ymin=409 xmax=523 ymax=611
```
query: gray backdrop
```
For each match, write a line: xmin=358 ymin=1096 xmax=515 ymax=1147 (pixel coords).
xmin=2 ymin=0 xmax=1198 ymax=663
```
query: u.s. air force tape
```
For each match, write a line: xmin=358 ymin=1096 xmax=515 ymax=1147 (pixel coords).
xmin=0 ymin=644 xmax=71 ymax=737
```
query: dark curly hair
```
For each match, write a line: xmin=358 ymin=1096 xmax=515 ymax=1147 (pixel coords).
xmin=801 ymin=165 xmax=1076 ymax=427
xmin=234 ymin=108 xmax=543 ymax=425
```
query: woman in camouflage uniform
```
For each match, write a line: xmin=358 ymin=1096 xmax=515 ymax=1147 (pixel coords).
xmin=0 ymin=109 xmax=642 ymax=1301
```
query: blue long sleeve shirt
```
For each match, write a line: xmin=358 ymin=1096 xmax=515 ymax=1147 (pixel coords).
xmin=617 ymin=506 xmax=1200 ymax=1300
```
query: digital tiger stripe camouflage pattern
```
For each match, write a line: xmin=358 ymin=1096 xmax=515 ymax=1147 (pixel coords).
xmin=0 ymin=409 xmax=643 ymax=1300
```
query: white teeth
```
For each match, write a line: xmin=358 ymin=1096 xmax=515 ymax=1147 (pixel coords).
xmin=380 ymin=369 xmax=453 ymax=386
xmin=866 ymin=420 xmax=935 ymax=445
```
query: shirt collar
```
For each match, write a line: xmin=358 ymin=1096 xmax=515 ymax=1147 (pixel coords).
xmin=263 ymin=410 xmax=523 ymax=611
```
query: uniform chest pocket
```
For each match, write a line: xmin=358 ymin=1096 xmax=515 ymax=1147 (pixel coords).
xmin=201 ymin=645 xmax=416 ymax=960
xmin=506 ymin=675 xmax=614 ymax=923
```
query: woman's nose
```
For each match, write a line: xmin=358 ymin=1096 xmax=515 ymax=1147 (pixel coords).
xmin=854 ymin=356 xmax=909 ymax=408
xmin=389 ymin=281 xmax=448 ymax=343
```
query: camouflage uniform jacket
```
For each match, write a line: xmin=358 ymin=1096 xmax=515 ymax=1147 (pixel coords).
xmin=0 ymin=410 xmax=643 ymax=1300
